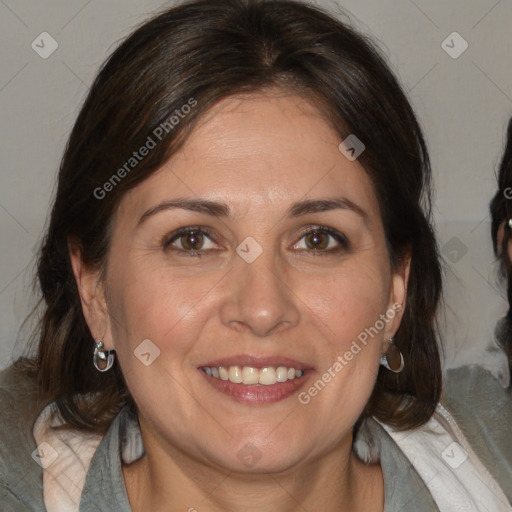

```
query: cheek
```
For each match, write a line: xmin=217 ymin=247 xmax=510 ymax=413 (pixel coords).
xmin=295 ymin=260 xmax=391 ymax=411
xmin=105 ymin=264 xmax=224 ymax=427
xmin=106 ymin=259 xmax=223 ymax=358
xmin=302 ymin=261 xmax=391 ymax=344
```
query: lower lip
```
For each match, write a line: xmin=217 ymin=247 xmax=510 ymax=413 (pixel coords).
xmin=200 ymin=370 xmax=312 ymax=404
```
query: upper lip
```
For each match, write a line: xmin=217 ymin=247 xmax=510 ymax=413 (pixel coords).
xmin=199 ymin=354 xmax=312 ymax=371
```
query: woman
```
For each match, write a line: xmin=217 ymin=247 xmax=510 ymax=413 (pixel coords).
xmin=442 ymin=117 xmax=512 ymax=507
xmin=0 ymin=0 xmax=509 ymax=510
xmin=490 ymin=117 xmax=512 ymax=378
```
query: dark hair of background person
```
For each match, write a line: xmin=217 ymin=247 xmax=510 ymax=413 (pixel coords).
xmin=17 ymin=0 xmax=442 ymax=434
xmin=490 ymin=117 xmax=512 ymax=379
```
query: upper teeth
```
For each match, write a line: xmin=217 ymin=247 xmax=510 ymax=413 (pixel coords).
xmin=202 ymin=366 xmax=304 ymax=385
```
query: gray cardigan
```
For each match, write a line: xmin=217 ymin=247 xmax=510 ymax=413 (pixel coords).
xmin=0 ymin=360 xmax=510 ymax=511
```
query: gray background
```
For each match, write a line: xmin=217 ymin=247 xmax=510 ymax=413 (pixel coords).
xmin=1 ymin=0 xmax=511 ymax=372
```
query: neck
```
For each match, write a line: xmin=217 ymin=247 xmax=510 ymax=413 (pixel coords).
xmin=122 ymin=419 xmax=384 ymax=512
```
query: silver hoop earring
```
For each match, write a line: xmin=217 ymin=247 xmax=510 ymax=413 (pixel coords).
xmin=93 ymin=341 xmax=115 ymax=372
xmin=380 ymin=337 xmax=404 ymax=373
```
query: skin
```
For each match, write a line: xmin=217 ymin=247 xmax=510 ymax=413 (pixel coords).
xmin=71 ymin=88 xmax=410 ymax=512
xmin=497 ymin=222 xmax=512 ymax=258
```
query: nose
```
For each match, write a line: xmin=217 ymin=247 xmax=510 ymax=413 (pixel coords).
xmin=219 ymin=253 xmax=301 ymax=338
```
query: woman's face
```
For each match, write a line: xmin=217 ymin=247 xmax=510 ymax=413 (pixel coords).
xmin=76 ymin=89 xmax=408 ymax=473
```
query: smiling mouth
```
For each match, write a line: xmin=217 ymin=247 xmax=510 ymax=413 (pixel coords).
xmin=199 ymin=365 xmax=311 ymax=404
xmin=200 ymin=365 xmax=305 ymax=385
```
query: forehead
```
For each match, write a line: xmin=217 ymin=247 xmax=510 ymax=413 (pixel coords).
xmin=182 ymin=90 xmax=339 ymax=172
xmin=120 ymin=89 xmax=380 ymax=220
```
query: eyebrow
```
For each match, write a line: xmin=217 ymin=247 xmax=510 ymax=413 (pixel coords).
xmin=138 ymin=198 xmax=230 ymax=226
xmin=137 ymin=196 xmax=369 ymax=226
xmin=285 ymin=198 xmax=369 ymax=223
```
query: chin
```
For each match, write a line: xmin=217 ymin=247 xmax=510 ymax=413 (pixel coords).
xmin=204 ymin=437 xmax=308 ymax=474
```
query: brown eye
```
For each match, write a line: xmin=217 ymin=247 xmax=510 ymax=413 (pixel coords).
xmin=304 ymin=231 xmax=329 ymax=250
xmin=293 ymin=226 xmax=350 ymax=253
xmin=164 ymin=228 xmax=217 ymax=253
xmin=180 ymin=231 xmax=204 ymax=250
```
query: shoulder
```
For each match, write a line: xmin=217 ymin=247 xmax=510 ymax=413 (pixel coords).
xmin=0 ymin=359 xmax=49 ymax=510
xmin=354 ymin=418 xmax=440 ymax=511
xmin=442 ymin=363 xmax=512 ymax=504
xmin=442 ymin=363 xmax=511 ymax=420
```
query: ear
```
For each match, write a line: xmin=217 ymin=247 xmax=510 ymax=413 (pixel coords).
xmin=68 ymin=240 xmax=114 ymax=350
xmin=383 ymin=249 xmax=411 ymax=344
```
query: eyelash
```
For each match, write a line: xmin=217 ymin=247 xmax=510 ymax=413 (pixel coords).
xmin=294 ymin=226 xmax=350 ymax=254
xmin=162 ymin=225 xmax=350 ymax=256
xmin=162 ymin=226 xmax=215 ymax=256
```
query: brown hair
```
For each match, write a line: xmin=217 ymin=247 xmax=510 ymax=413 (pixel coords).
xmin=23 ymin=0 xmax=442 ymax=433
xmin=490 ymin=117 xmax=512 ymax=378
